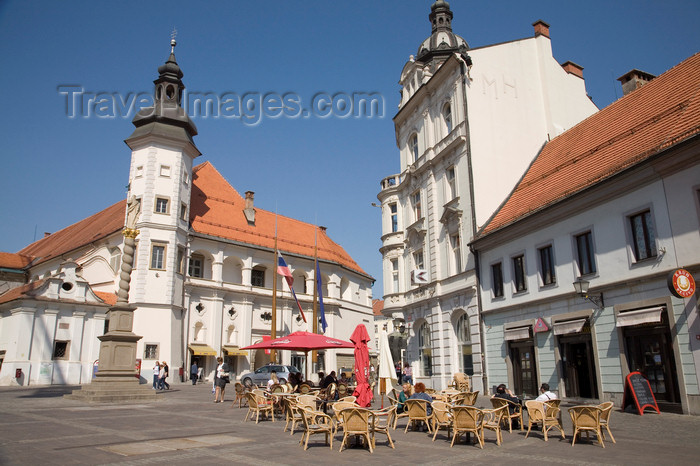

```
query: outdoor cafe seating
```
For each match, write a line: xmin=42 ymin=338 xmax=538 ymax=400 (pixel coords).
xmin=524 ymin=400 xmax=565 ymax=441
xmin=369 ymin=405 xmax=397 ymax=449
xmin=450 ymin=405 xmax=484 ymax=448
xmin=244 ymin=391 xmax=275 ymax=424
xmin=568 ymin=405 xmax=606 ymax=448
xmin=598 ymin=401 xmax=616 ymax=443
xmin=338 ymin=408 xmax=373 ymax=453
xmin=481 ymin=405 xmax=508 ymax=446
xmin=298 ymin=407 xmax=334 ymax=450
xmin=404 ymin=399 xmax=433 ymax=433
xmin=489 ymin=397 xmax=523 ymax=432
xmin=282 ymin=396 xmax=303 ymax=435
xmin=430 ymin=400 xmax=452 ymax=441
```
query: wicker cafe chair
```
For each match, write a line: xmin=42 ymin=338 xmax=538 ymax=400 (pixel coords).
xmin=525 ymin=400 xmax=564 ymax=441
xmin=544 ymin=399 xmax=563 ymax=427
xmin=482 ymin=405 xmax=508 ymax=446
xmin=404 ymin=399 xmax=433 ymax=433
xmin=489 ymin=398 xmax=523 ymax=432
xmin=453 ymin=372 xmax=470 ymax=392
xmin=299 ymin=383 xmax=311 ymax=394
xmin=450 ymin=405 xmax=484 ymax=448
xmin=298 ymin=407 xmax=334 ymax=450
xmin=232 ymin=382 xmax=248 ymax=408
xmin=338 ymin=395 xmax=357 ymax=403
xmin=597 ymin=401 xmax=616 ymax=443
xmin=339 ymin=408 xmax=373 ymax=453
xmin=331 ymin=401 xmax=360 ymax=435
xmin=569 ymin=405 xmax=605 ymax=448
xmin=283 ymin=397 xmax=304 ymax=435
xmin=462 ymin=391 xmax=479 ymax=406
xmin=244 ymin=392 xmax=274 ymax=423
xmin=337 ymin=383 xmax=348 ymax=397
xmin=431 ymin=401 xmax=452 ymax=441
xmin=370 ymin=405 xmax=397 ymax=449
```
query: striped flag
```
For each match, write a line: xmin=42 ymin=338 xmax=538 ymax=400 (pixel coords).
xmin=278 ymin=252 xmax=306 ymax=323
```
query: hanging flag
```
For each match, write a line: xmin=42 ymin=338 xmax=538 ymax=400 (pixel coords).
xmin=278 ymin=252 xmax=306 ymax=323
xmin=316 ymin=260 xmax=328 ymax=333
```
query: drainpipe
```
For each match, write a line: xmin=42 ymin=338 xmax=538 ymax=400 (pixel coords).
xmin=455 ymin=52 xmax=488 ymax=393
xmin=181 ymin=235 xmax=192 ymax=383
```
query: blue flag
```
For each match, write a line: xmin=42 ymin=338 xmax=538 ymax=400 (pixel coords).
xmin=316 ymin=261 xmax=328 ymax=333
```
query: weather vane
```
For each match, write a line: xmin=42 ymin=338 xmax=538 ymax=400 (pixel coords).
xmin=170 ymin=27 xmax=178 ymax=52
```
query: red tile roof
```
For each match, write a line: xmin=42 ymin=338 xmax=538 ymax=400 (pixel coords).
xmin=94 ymin=291 xmax=117 ymax=306
xmin=190 ymin=162 xmax=368 ymax=276
xmin=372 ymin=299 xmax=384 ymax=316
xmin=18 ymin=200 xmax=126 ymax=264
xmin=0 ymin=252 xmax=33 ymax=269
xmin=479 ymin=52 xmax=700 ymax=236
xmin=12 ymin=162 xmax=369 ymax=277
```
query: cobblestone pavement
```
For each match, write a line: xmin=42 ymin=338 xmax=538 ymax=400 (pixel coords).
xmin=1 ymin=383 xmax=699 ymax=465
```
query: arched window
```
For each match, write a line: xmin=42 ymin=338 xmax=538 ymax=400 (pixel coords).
xmin=418 ymin=322 xmax=432 ymax=377
xmin=443 ymin=103 xmax=452 ymax=135
xmin=193 ymin=322 xmax=204 ymax=342
xmin=409 ymin=133 xmax=419 ymax=162
xmin=455 ymin=314 xmax=473 ymax=375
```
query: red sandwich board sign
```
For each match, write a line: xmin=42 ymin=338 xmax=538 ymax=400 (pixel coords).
xmin=622 ymin=371 xmax=660 ymax=415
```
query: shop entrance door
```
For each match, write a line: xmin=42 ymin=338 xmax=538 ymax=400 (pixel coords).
xmin=624 ymin=324 xmax=679 ymax=404
xmin=510 ymin=340 xmax=537 ymax=398
xmin=559 ymin=335 xmax=598 ymax=399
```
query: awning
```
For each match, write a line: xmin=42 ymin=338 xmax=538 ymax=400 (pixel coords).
xmin=504 ymin=326 xmax=531 ymax=341
xmin=188 ymin=344 xmax=217 ymax=356
xmin=222 ymin=345 xmax=248 ymax=356
xmin=616 ymin=307 xmax=664 ymax=327
xmin=553 ymin=318 xmax=587 ymax=336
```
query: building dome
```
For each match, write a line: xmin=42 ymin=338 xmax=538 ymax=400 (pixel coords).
xmin=416 ymin=0 xmax=469 ymax=66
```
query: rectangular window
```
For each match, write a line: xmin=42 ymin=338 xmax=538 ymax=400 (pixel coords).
xmin=150 ymin=244 xmax=166 ymax=270
xmin=413 ymin=250 xmax=424 ymax=270
xmin=446 ymin=166 xmax=456 ymax=200
xmin=177 ymin=247 xmax=185 ymax=275
xmin=391 ymin=259 xmax=399 ymax=293
xmin=180 ymin=203 xmax=187 ymax=221
xmin=52 ymin=341 xmax=69 ymax=360
xmin=188 ymin=254 xmax=203 ymax=278
xmin=155 ymin=197 xmax=169 ymax=214
xmin=538 ymin=245 xmax=556 ymax=286
xmin=513 ymin=255 xmax=527 ymax=292
xmin=411 ymin=191 xmax=422 ymax=221
xmin=159 ymin=165 xmax=171 ymax=177
xmin=389 ymin=203 xmax=398 ymax=233
xmin=135 ymin=166 xmax=143 ymax=178
xmin=450 ymin=233 xmax=462 ymax=275
xmin=575 ymin=231 xmax=596 ymax=275
xmin=251 ymin=268 xmax=265 ymax=287
xmin=630 ymin=210 xmax=657 ymax=261
xmin=491 ymin=262 xmax=503 ymax=298
xmin=144 ymin=344 xmax=158 ymax=360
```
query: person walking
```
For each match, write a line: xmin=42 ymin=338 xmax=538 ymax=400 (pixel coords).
xmin=190 ymin=361 xmax=198 ymax=385
xmin=158 ymin=362 xmax=170 ymax=390
xmin=152 ymin=361 xmax=160 ymax=389
xmin=214 ymin=357 xmax=230 ymax=402
xmin=403 ymin=362 xmax=413 ymax=385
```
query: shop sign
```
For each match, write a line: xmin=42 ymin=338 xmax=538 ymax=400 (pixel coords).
xmin=667 ymin=268 xmax=695 ymax=298
xmin=533 ymin=317 xmax=549 ymax=333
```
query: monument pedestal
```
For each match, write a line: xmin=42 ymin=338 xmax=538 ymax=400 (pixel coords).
xmin=66 ymin=305 xmax=158 ymax=403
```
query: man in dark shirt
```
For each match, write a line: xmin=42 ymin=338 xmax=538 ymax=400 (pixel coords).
xmin=321 ymin=371 xmax=337 ymax=389
xmin=492 ymin=383 xmax=521 ymax=428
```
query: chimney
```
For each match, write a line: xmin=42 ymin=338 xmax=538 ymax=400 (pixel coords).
xmin=533 ymin=20 xmax=550 ymax=38
xmin=561 ymin=61 xmax=584 ymax=79
xmin=243 ymin=191 xmax=255 ymax=224
xmin=44 ymin=232 xmax=51 ymax=238
xmin=617 ymin=69 xmax=656 ymax=96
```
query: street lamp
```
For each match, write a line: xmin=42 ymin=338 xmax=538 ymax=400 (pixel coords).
xmin=572 ymin=277 xmax=604 ymax=308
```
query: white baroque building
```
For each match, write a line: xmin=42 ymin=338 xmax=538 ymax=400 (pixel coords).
xmin=377 ymin=1 xmax=598 ymax=391
xmin=0 ymin=43 xmax=374 ymax=387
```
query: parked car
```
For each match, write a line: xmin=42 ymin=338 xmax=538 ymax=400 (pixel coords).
xmin=240 ymin=364 xmax=300 ymax=387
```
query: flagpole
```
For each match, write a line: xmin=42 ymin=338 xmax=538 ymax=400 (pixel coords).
xmin=312 ymin=226 xmax=318 ymax=369
xmin=271 ymin=214 xmax=278 ymax=363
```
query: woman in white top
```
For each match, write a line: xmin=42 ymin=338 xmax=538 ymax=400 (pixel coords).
xmin=267 ymin=371 xmax=279 ymax=389
xmin=214 ymin=357 xmax=230 ymax=403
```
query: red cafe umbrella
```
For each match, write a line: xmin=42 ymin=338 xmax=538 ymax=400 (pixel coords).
xmin=241 ymin=331 xmax=354 ymax=380
xmin=350 ymin=324 xmax=373 ymax=408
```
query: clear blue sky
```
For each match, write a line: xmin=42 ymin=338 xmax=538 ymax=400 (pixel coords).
xmin=1 ymin=1 xmax=698 ymax=298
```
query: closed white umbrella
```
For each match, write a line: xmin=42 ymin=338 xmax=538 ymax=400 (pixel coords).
xmin=378 ymin=328 xmax=396 ymax=408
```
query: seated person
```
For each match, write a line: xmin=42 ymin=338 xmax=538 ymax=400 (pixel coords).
xmin=492 ymin=384 xmax=520 ymax=407
xmin=409 ymin=382 xmax=433 ymax=415
xmin=266 ymin=371 xmax=279 ymax=389
xmin=321 ymin=371 xmax=337 ymax=389
xmin=535 ymin=383 xmax=558 ymax=402
xmin=397 ymin=382 xmax=413 ymax=412
xmin=339 ymin=372 xmax=350 ymax=384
